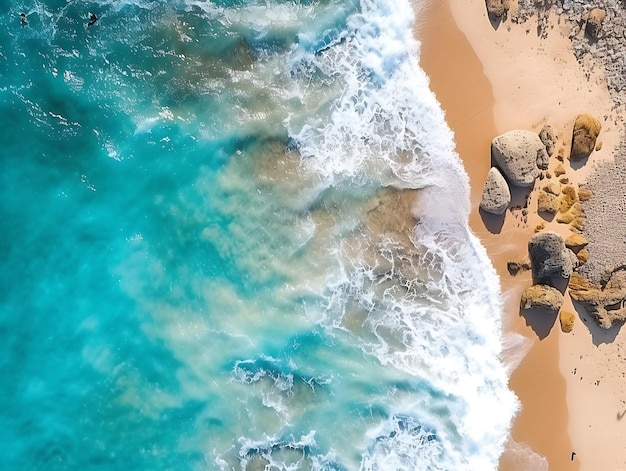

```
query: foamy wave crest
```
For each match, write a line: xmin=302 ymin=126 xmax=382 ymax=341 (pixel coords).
xmin=287 ymin=0 xmax=462 ymax=195
xmin=499 ymin=439 xmax=549 ymax=471
xmin=285 ymin=0 xmax=518 ymax=468
xmin=361 ymin=415 xmax=445 ymax=471
xmin=234 ymin=432 xmax=341 ymax=471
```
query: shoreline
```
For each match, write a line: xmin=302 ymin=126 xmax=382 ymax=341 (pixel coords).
xmin=415 ymin=0 xmax=626 ymax=469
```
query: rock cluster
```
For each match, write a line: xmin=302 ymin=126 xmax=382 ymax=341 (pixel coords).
xmin=492 ymin=130 xmax=549 ymax=187
xmin=480 ymin=129 xmax=550 ymax=215
xmin=513 ymin=1 xmax=626 ymax=95
xmin=569 ymin=272 xmax=626 ymax=328
xmin=483 ymin=2 xmax=626 ymax=331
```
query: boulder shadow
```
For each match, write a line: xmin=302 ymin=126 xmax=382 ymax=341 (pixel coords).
xmin=520 ymin=307 xmax=558 ymax=340
xmin=537 ymin=210 xmax=555 ymax=222
xmin=488 ymin=14 xmax=503 ymax=31
xmin=572 ymin=300 xmax=624 ymax=345
xmin=479 ymin=208 xmax=505 ymax=234
xmin=509 ymin=184 xmax=533 ymax=208
xmin=534 ymin=276 xmax=569 ymax=295
xmin=569 ymin=155 xmax=590 ymax=171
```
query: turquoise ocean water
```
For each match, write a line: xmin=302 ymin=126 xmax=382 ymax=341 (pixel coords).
xmin=1 ymin=1 xmax=519 ymax=469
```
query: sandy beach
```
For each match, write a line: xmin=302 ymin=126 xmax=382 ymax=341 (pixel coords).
xmin=415 ymin=1 xmax=626 ymax=469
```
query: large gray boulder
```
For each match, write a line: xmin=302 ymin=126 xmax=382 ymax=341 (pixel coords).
xmin=492 ymin=130 xmax=548 ymax=187
xmin=528 ymin=231 xmax=574 ymax=281
xmin=480 ymin=167 xmax=511 ymax=215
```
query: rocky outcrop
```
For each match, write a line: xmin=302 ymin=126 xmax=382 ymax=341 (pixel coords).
xmin=520 ymin=284 xmax=564 ymax=314
xmin=570 ymin=114 xmax=601 ymax=161
xmin=569 ymin=271 xmax=626 ymax=329
xmin=539 ymin=124 xmax=556 ymax=156
xmin=528 ymin=231 xmax=575 ymax=281
xmin=480 ymin=167 xmax=511 ymax=215
xmin=485 ymin=0 xmax=510 ymax=18
xmin=586 ymin=8 xmax=606 ymax=39
xmin=559 ymin=311 xmax=576 ymax=333
xmin=492 ymin=130 xmax=549 ymax=187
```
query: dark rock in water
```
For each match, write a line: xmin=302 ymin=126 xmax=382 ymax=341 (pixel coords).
xmin=491 ymin=130 xmax=548 ymax=187
xmin=528 ymin=231 xmax=574 ymax=282
xmin=539 ymin=124 xmax=556 ymax=157
xmin=480 ymin=167 xmax=511 ymax=215
xmin=520 ymin=284 xmax=564 ymax=314
xmin=570 ymin=114 xmax=601 ymax=161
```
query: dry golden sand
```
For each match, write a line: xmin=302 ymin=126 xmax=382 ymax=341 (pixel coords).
xmin=415 ymin=0 xmax=626 ymax=469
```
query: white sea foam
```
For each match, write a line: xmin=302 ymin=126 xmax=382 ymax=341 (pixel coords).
xmin=57 ymin=0 xmax=521 ymax=468
xmin=284 ymin=0 xmax=519 ymax=469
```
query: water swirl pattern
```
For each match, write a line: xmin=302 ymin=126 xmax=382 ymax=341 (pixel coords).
xmin=0 ymin=0 xmax=517 ymax=469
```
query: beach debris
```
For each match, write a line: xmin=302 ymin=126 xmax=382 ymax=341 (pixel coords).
xmin=520 ymin=284 xmax=564 ymax=315
xmin=480 ymin=167 xmax=511 ymax=215
xmin=539 ymin=124 xmax=556 ymax=156
xmin=528 ymin=231 xmax=575 ymax=282
xmin=491 ymin=130 xmax=548 ymax=187
xmin=569 ymin=271 xmax=626 ymax=329
xmin=559 ymin=310 xmax=576 ymax=333
xmin=570 ymin=114 xmax=601 ymax=161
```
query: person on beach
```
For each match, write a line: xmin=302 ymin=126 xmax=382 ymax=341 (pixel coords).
xmin=87 ymin=12 xmax=98 ymax=27
xmin=20 ymin=13 xmax=27 ymax=26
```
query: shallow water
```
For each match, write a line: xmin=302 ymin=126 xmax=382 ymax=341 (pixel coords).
xmin=1 ymin=1 xmax=517 ymax=469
